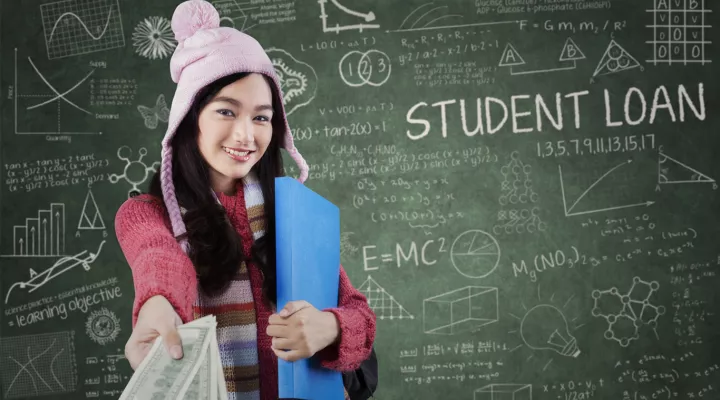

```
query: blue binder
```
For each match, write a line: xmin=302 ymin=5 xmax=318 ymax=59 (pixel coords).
xmin=275 ymin=177 xmax=345 ymax=400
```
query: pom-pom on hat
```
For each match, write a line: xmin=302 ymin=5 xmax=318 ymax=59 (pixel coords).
xmin=161 ymin=0 xmax=309 ymax=253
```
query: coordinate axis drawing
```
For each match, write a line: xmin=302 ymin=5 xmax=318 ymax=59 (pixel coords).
xmin=319 ymin=0 xmax=379 ymax=33
xmin=558 ymin=161 xmax=654 ymax=217
xmin=13 ymin=49 xmax=100 ymax=135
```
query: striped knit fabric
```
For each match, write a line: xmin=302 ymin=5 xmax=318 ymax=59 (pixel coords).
xmin=192 ymin=173 xmax=264 ymax=400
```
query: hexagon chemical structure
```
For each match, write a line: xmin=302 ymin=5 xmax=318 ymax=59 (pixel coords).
xmin=109 ymin=146 xmax=160 ymax=198
xmin=591 ymin=276 xmax=666 ymax=347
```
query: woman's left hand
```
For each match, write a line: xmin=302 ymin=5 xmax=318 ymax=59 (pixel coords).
xmin=267 ymin=300 xmax=340 ymax=361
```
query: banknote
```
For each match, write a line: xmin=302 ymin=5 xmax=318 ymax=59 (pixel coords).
xmin=119 ymin=315 xmax=227 ymax=400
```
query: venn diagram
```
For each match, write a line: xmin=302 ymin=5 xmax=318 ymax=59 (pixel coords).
xmin=338 ymin=49 xmax=392 ymax=87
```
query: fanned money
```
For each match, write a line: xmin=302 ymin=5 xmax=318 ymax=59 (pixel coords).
xmin=120 ymin=315 xmax=228 ymax=400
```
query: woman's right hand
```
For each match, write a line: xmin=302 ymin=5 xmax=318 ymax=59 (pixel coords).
xmin=125 ymin=295 xmax=184 ymax=370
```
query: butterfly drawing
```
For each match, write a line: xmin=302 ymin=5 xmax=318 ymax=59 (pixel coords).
xmin=137 ymin=94 xmax=170 ymax=129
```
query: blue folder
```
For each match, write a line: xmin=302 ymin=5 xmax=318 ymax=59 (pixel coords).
xmin=275 ymin=176 xmax=345 ymax=400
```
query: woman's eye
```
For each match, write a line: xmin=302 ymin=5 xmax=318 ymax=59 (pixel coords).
xmin=255 ymin=115 xmax=271 ymax=122
xmin=217 ymin=109 xmax=235 ymax=117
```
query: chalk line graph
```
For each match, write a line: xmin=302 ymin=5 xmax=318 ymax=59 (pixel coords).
xmin=46 ymin=8 xmax=113 ymax=43
xmin=319 ymin=0 xmax=379 ymax=33
xmin=388 ymin=1 xmax=520 ymax=33
xmin=27 ymin=57 xmax=92 ymax=115
xmin=559 ymin=160 xmax=654 ymax=217
xmin=4 ymin=240 xmax=106 ymax=304
xmin=14 ymin=49 xmax=100 ymax=135
xmin=1 ymin=332 xmax=77 ymax=398
xmin=40 ymin=0 xmax=125 ymax=59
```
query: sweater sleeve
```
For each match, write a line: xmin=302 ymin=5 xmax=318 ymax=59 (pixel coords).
xmin=317 ymin=265 xmax=376 ymax=371
xmin=114 ymin=195 xmax=197 ymax=327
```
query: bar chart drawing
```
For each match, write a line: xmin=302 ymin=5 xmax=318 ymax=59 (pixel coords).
xmin=2 ymin=203 xmax=66 ymax=258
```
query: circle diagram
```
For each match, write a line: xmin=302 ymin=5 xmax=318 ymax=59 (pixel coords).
xmin=450 ymin=230 xmax=501 ymax=278
xmin=338 ymin=49 xmax=391 ymax=87
xmin=85 ymin=307 xmax=120 ymax=345
xmin=109 ymin=146 xmax=160 ymax=198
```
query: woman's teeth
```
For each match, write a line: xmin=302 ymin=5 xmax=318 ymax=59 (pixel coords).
xmin=223 ymin=147 xmax=249 ymax=156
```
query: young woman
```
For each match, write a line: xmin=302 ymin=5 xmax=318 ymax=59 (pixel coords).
xmin=114 ymin=1 xmax=376 ymax=399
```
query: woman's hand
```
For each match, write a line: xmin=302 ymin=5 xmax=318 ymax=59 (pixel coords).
xmin=125 ymin=295 xmax=184 ymax=370
xmin=266 ymin=300 xmax=340 ymax=362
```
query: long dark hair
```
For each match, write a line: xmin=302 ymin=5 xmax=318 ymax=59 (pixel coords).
xmin=147 ymin=72 xmax=285 ymax=305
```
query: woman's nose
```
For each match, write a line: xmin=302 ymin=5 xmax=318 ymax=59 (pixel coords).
xmin=232 ymin=118 xmax=254 ymax=143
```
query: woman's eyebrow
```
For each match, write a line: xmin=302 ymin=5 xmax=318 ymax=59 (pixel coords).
xmin=211 ymin=96 xmax=240 ymax=106
xmin=212 ymin=96 xmax=273 ymax=112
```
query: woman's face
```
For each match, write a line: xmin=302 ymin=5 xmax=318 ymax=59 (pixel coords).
xmin=197 ymin=73 xmax=274 ymax=194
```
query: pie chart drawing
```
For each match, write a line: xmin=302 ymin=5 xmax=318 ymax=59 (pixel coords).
xmin=450 ymin=230 xmax=501 ymax=278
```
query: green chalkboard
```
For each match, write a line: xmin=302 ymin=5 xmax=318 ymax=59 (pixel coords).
xmin=1 ymin=0 xmax=719 ymax=399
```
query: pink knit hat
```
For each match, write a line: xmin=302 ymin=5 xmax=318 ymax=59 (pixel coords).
xmin=161 ymin=0 xmax=309 ymax=252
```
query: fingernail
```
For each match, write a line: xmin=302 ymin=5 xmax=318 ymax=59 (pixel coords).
xmin=279 ymin=309 xmax=288 ymax=317
xmin=171 ymin=345 xmax=182 ymax=359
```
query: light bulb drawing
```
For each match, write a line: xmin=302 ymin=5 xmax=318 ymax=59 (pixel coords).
xmin=508 ymin=286 xmax=583 ymax=371
xmin=520 ymin=304 xmax=580 ymax=358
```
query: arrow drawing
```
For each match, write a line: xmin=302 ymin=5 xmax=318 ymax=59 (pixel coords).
xmin=559 ymin=161 xmax=654 ymax=217
xmin=4 ymin=241 xmax=105 ymax=304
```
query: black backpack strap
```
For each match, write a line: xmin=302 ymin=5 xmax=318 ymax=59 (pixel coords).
xmin=343 ymin=347 xmax=378 ymax=400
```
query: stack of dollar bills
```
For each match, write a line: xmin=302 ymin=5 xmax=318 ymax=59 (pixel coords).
xmin=119 ymin=315 xmax=228 ymax=400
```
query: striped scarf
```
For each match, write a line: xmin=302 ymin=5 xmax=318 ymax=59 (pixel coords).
xmin=192 ymin=172 xmax=264 ymax=400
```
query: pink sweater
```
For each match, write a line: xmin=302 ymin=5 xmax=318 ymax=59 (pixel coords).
xmin=114 ymin=191 xmax=376 ymax=400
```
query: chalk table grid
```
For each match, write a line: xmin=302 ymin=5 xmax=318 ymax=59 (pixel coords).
xmin=647 ymin=0 xmax=712 ymax=65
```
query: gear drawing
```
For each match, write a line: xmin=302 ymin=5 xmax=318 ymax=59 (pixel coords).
xmin=265 ymin=48 xmax=317 ymax=115
xmin=272 ymin=58 xmax=308 ymax=103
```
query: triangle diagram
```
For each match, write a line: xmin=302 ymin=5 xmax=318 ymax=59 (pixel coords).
xmin=78 ymin=189 xmax=106 ymax=230
xmin=658 ymin=151 xmax=715 ymax=184
xmin=498 ymin=43 xmax=525 ymax=67
xmin=358 ymin=276 xmax=414 ymax=320
xmin=593 ymin=40 xmax=641 ymax=77
xmin=559 ymin=38 xmax=586 ymax=61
